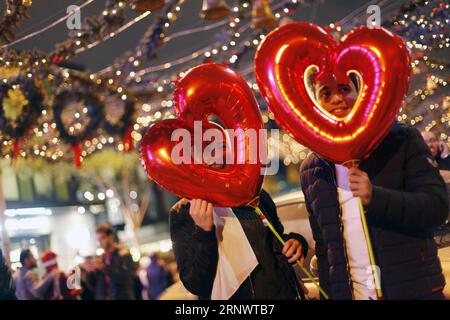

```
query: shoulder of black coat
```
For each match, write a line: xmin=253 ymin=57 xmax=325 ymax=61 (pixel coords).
xmin=299 ymin=152 xmax=321 ymax=174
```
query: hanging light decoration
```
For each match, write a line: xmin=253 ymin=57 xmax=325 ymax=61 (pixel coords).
xmin=131 ymin=0 xmax=165 ymax=13
xmin=251 ymin=0 xmax=277 ymax=29
xmin=200 ymin=0 xmax=231 ymax=20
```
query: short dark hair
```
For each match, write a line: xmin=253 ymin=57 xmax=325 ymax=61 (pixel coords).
xmin=308 ymin=70 xmax=360 ymax=98
xmin=96 ymin=224 xmax=114 ymax=236
xmin=19 ymin=249 xmax=32 ymax=265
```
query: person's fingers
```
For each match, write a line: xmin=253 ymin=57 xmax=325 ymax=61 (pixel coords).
xmin=189 ymin=199 xmax=196 ymax=215
xmin=348 ymin=175 xmax=365 ymax=183
xmin=348 ymin=179 xmax=363 ymax=187
xmin=351 ymin=187 xmax=363 ymax=194
xmin=348 ymin=168 xmax=365 ymax=177
xmin=349 ymin=179 xmax=368 ymax=187
xmin=348 ymin=181 xmax=363 ymax=188
xmin=199 ymin=200 xmax=207 ymax=215
xmin=191 ymin=199 xmax=199 ymax=214
xmin=282 ymin=240 xmax=293 ymax=255
xmin=348 ymin=182 xmax=364 ymax=191
xmin=285 ymin=243 xmax=297 ymax=258
xmin=195 ymin=200 xmax=203 ymax=215
xmin=206 ymin=203 xmax=213 ymax=216
xmin=288 ymin=250 xmax=302 ymax=264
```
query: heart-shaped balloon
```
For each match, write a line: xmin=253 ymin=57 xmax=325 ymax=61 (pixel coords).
xmin=254 ymin=23 xmax=411 ymax=164
xmin=140 ymin=63 xmax=266 ymax=207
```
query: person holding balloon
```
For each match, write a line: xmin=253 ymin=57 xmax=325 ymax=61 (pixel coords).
xmin=140 ymin=63 xmax=311 ymax=300
xmin=298 ymin=72 xmax=448 ymax=300
xmin=254 ymin=22 xmax=449 ymax=300
xmin=169 ymin=165 xmax=309 ymax=300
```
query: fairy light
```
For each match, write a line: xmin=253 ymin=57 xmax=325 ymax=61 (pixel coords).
xmin=4 ymin=0 xmax=446 ymax=163
xmin=392 ymin=0 xmax=449 ymax=51
xmin=137 ymin=0 xmax=297 ymax=91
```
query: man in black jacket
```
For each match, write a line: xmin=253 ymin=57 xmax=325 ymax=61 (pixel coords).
xmin=0 ymin=249 xmax=15 ymax=300
xmin=170 ymin=189 xmax=308 ymax=300
xmin=93 ymin=224 xmax=136 ymax=300
xmin=300 ymin=74 xmax=448 ymax=299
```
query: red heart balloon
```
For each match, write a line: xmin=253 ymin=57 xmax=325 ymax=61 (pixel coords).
xmin=140 ymin=63 xmax=266 ymax=207
xmin=254 ymin=23 xmax=411 ymax=164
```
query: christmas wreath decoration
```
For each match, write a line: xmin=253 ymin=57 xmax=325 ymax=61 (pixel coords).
xmin=0 ymin=78 xmax=43 ymax=156
xmin=102 ymin=99 xmax=136 ymax=151
xmin=53 ymin=90 xmax=104 ymax=166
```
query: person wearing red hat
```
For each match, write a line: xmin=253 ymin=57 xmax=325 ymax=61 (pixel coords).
xmin=15 ymin=249 xmax=56 ymax=300
xmin=40 ymin=251 xmax=78 ymax=300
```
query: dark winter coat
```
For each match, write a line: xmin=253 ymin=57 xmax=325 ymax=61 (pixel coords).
xmin=170 ymin=190 xmax=308 ymax=300
xmin=300 ymin=124 xmax=448 ymax=299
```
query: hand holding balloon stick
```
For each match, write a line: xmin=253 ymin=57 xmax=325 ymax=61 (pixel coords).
xmin=246 ymin=197 xmax=330 ymax=300
xmin=343 ymin=159 xmax=383 ymax=299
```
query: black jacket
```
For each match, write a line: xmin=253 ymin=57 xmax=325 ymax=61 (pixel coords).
xmin=93 ymin=247 xmax=136 ymax=300
xmin=169 ymin=190 xmax=308 ymax=300
xmin=0 ymin=249 xmax=15 ymax=300
xmin=300 ymin=123 xmax=448 ymax=299
xmin=436 ymin=155 xmax=450 ymax=171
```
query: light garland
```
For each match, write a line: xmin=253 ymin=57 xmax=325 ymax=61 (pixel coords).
xmin=0 ymin=0 xmax=33 ymax=44
xmin=392 ymin=0 xmax=449 ymax=51
xmin=2 ymin=0 xmax=448 ymax=165
xmin=0 ymin=0 xmax=94 ymax=50
xmin=96 ymin=0 xmax=186 ymax=82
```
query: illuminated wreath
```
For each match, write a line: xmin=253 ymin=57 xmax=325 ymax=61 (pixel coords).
xmin=102 ymin=100 xmax=136 ymax=137
xmin=53 ymin=90 xmax=104 ymax=145
xmin=0 ymin=79 xmax=43 ymax=140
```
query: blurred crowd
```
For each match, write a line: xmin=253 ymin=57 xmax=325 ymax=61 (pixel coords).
xmin=11 ymin=224 xmax=193 ymax=300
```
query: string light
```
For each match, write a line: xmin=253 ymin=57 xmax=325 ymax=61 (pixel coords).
xmin=2 ymin=0 xmax=448 ymax=162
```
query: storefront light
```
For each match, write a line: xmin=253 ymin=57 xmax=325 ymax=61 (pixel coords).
xmin=2 ymin=216 xmax=50 ymax=232
xmin=83 ymin=191 xmax=95 ymax=201
xmin=106 ymin=189 xmax=114 ymax=198
xmin=66 ymin=227 xmax=90 ymax=250
xmin=4 ymin=207 xmax=52 ymax=217
xmin=159 ymin=240 xmax=172 ymax=253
